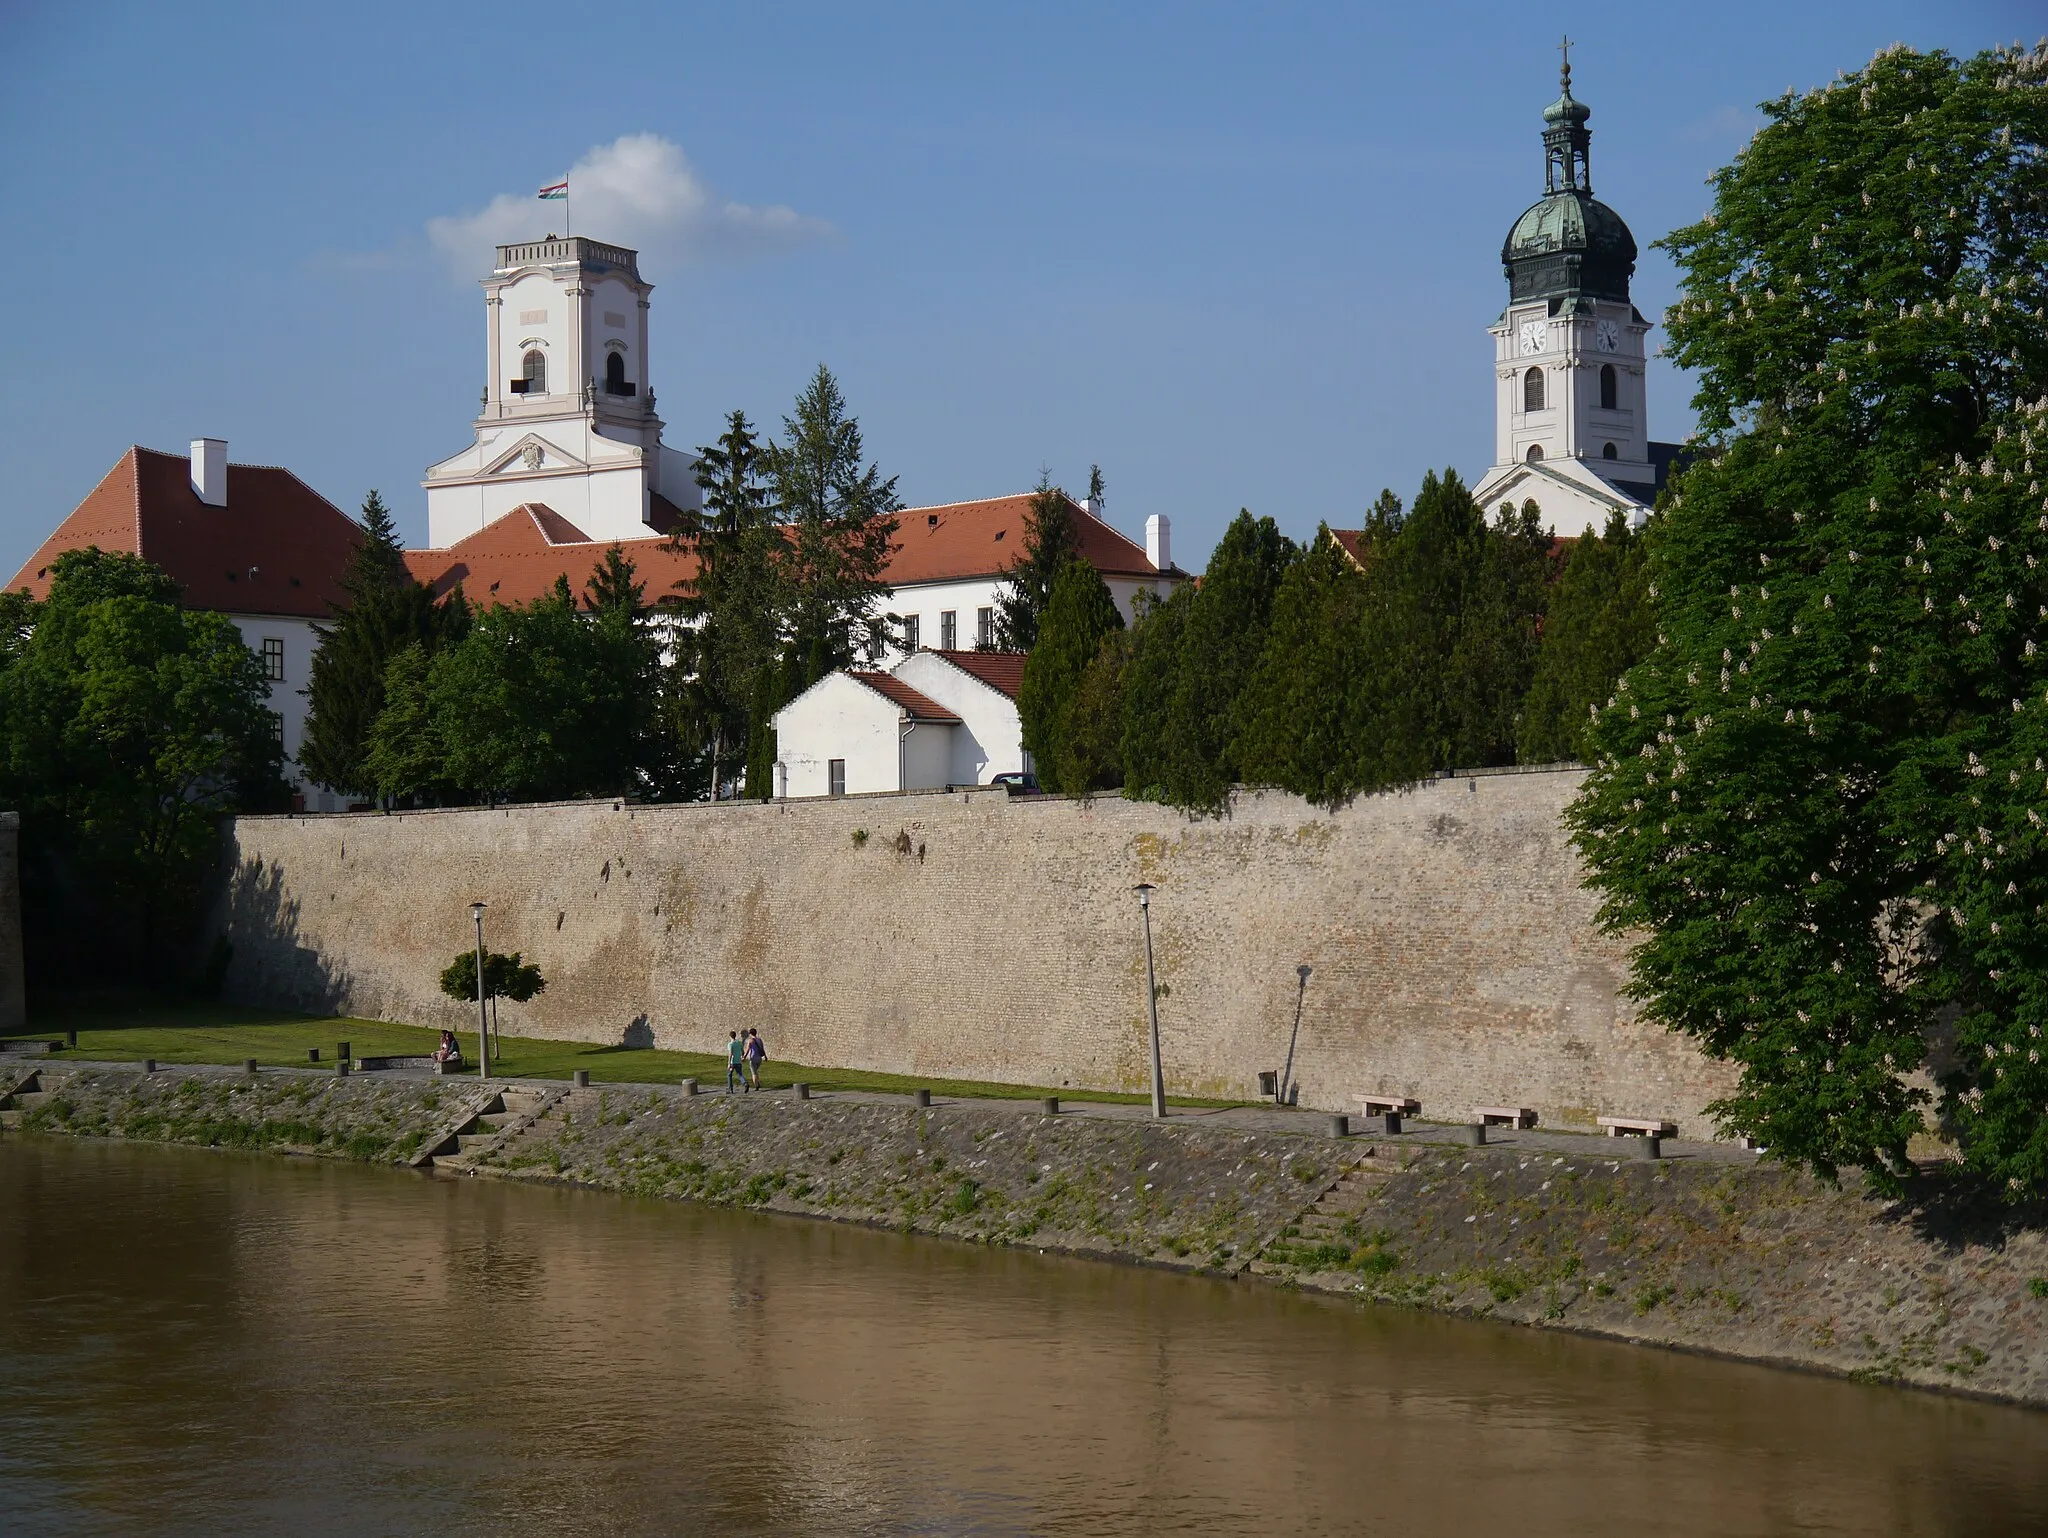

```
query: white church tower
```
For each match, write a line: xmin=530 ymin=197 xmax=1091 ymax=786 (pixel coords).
xmin=1473 ymin=55 xmax=1676 ymax=536
xmin=424 ymin=236 xmax=701 ymax=548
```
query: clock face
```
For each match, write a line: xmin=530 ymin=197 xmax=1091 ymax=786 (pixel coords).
xmin=1595 ymin=318 xmax=1621 ymax=353
xmin=1518 ymin=319 xmax=1548 ymax=356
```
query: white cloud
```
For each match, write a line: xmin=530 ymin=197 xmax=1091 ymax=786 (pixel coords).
xmin=426 ymin=134 xmax=833 ymax=277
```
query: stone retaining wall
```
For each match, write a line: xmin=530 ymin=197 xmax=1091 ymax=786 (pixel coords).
xmin=212 ymin=774 xmax=1738 ymax=1139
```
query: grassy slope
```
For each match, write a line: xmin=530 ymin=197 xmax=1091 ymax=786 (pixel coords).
xmin=5 ymin=997 xmax=1243 ymax=1108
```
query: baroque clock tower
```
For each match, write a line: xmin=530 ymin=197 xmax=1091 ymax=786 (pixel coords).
xmin=1474 ymin=52 xmax=1676 ymax=536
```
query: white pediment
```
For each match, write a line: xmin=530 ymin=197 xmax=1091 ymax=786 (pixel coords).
xmin=481 ymin=434 xmax=588 ymax=479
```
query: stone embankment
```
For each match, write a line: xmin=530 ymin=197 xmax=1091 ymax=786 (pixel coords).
xmin=6 ymin=1063 xmax=2047 ymax=1406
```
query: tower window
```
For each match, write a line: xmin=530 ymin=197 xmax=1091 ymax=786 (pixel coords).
xmin=1523 ymin=366 xmax=1545 ymax=412
xmin=1600 ymin=364 xmax=1618 ymax=410
xmin=1525 ymin=444 xmax=1545 ymax=463
xmin=604 ymin=351 xmax=635 ymax=396
xmin=514 ymin=349 xmax=546 ymax=396
xmin=1603 ymin=442 xmax=1618 ymax=460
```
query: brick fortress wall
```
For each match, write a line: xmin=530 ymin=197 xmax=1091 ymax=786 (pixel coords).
xmin=212 ymin=771 xmax=1739 ymax=1140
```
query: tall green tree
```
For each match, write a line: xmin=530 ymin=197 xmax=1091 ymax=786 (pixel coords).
xmin=1518 ymin=511 xmax=1655 ymax=763
xmin=770 ymin=365 xmax=902 ymax=680
xmin=1118 ymin=585 xmax=1193 ymax=801
xmin=0 ymin=549 xmax=287 ymax=975
xmin=1056 ymin=624 xmax=1135 ymax=794
xmin=994 ymin=471 xmax=1079 ymax=651
xmin=670 ymin=411 xmax=785 ymax=800
xmin=1567 ymin=43 xmax=2048 ymax=1192
xmin=1237 ymin=527 xmax=1372 ymax=807
xmin=1444 ymin=497 xmax=1554 ymax=768
xmin=300 ymin=490 xmax=463 ymax=797
xmin=1136 ymin=511 xmax=1297 ymax=815
xmin=1016 ymin=558 xmax=1124 ymax=791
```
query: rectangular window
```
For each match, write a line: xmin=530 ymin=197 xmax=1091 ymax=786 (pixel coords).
xmin=939 ymin=611 xmax=957 ymax=650
xmin=976 ymin=607 xmax=994 ymax=648
xmin=261 ymin=637 xmax=285 ymax=681
xmin=901 ymin=614 xmax=920 ymax=651
xmin=828 ymin=759 xmax=846 ymax=797
xmin=270 ymin=711 xmax=286 ymax=746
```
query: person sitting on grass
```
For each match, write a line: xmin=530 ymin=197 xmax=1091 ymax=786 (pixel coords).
xmin=432 ymin=1029 xmax=463 ymax=1066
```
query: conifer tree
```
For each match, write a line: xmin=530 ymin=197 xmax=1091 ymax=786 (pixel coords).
xmin=1568 ymin=43 xmax=2048 ymax=1191
xmin=1444 ymin=497 xmax=1554 ymax=767
xmin=300 ymin=490 xmax=460 ymax=797
xmin=1517 ymin=511 xmax=1654 ymax=763
xmin=1118 ymin=585 xmax=1193 ymax=800
xmin=1056 ymin=625 xmax=1134 ymax=794
xmin=1145 ymin=511 xmax=1297 ymax=814
xmin=994 ymin=471 xmax=1078 ymax=651
xmin=1237 ymin=527 xmax=1371 ymax=806
xmin=1016 ymin=558 xmax=1123 ymax=791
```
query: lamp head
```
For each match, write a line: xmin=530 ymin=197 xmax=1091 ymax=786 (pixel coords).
xmin=469 ymin=901 xmax=486 ymax=921
xmin=1132 ymin=882 xmax=1155 ymax=908
xmin=1298 ymin=964 xmax=1313 ymax=985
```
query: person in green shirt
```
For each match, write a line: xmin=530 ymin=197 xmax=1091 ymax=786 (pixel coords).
xmin=725 ymin=1031 xmax=747 ymax=1094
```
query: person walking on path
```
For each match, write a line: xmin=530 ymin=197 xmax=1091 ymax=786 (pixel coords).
xmin=745 ymin=1028 xmax=767 ymax=1091
xmin=726 ymin=1031 xmax=747 ymax=1094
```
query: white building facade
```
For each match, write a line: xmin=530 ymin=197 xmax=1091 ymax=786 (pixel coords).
xmin=773 ymin=650 xmax=1029 ymax=798
xmin=423 ymin=237 xmax=702 ymax=548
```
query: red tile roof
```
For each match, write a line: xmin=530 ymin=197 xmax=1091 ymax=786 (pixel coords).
xmin=890 ymin=493 xmax=1166 ymax=585
xmin=1326 ymin=528 xmax=1371 ymax=569
xmin=7 ymin=446 xmax=364 ymax=618
xmin=925 ymin=649 xmax=1026 ymax=698
xmin=847 ymin=672 xmax=961 ymax=722
xmin=403 ymin=505 xmax=701 ymax=608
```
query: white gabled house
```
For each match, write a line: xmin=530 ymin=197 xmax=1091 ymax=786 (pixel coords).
xmin=773 ymin=649 xmax=1029 ymax=798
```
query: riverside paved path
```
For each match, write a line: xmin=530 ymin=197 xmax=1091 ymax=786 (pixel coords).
xmin=30 ymin=1056 xmax=1761 ymax=1164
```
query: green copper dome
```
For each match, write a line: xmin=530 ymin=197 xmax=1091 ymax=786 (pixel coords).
xmin=1500 ymin=63 xmax=1636 ymax=305
xmin=1501 ymin=191 xmax=1637 ymax=304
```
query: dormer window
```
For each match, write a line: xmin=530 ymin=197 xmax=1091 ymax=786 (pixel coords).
xmin=1523 ymin=366 xmax=1545 ymax=412
xmin=1525 ymin=444 xmax=1544 ymax=463
xmin=512 ymin=349 xmax=546 ymax=396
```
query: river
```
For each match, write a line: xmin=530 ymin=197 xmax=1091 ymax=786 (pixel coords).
xmin=1 ymin=1136 xmax=2044 ymax=1536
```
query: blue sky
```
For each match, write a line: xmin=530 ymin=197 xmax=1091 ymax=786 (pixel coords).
xmin=0 ymin=1 xmax=2033 ymax=576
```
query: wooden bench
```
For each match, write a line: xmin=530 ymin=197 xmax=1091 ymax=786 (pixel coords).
xmin=1357 ymin=1095 xmax=1421 ymax=1118
xmin=1474 ymin=1105 xmax=1537 ymax=1130
xmin=1598 ymin=1115 xmax=1677 ymax=1139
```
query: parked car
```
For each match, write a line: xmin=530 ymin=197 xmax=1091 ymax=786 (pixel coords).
xmin=991 ymin=771 xmax=1041 ymax=796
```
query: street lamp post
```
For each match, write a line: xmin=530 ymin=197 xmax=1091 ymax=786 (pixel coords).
xmin=1280 ymin=963 xmax=1312 ymax=1106
xmin=1134 ymin=883 xmax=1165 ymax=1119
xmin=470 ymin=901 xmax=489 ymax=1081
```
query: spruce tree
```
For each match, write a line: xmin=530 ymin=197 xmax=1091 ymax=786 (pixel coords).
xmin=1016 ymin=558 xmax=1123 ymax=791
xmin=1567 ymin=43 xmax=2048 ymax=1191
xmin=1517 ymin=511 xmax=1654 ymax=763
xmin=994 ymin=471 xmax=1079 ymax=651
xmin=1444 ymin=496 xmax=1553 ymax=767
xmin=1056 ymin=625 xmax=1134 ymax=794
xmin=300 ymin=490 xmax=456 ymax=797
xmin=1118 ymin=585 xmax=1192 ymax=800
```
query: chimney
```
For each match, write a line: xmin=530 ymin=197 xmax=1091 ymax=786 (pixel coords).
xmin=1145 ymin=513 xmax=1171 ymax=572
xmin=191 ymin=438 xmax=228 ymax=507
xmin=1081 ymin=496 xmax=1104 ymax=521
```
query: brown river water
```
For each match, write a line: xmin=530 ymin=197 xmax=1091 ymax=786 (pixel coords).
xmin=2 ymin=1136 xmax=2045 ymax=1537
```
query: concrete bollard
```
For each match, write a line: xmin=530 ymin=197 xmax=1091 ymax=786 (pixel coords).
xmin=244 ymin=1059 xmax=259 ymax=1075
xmin=1463 ymin=1122 xmax=1487 ymax=1146
xmin=1041 ymin=1095 xmax=1060 ymax=1116
xmin=1329 ymin=1113 xmax=1349 ymax=1139
xmin=336 ymin=1060 xmax=350 ymax=1077
xmin=307 ymin=1048 xmax=320 ymax=1063
xmin=142 ymin=1059 xmax=157 ymax=1074
xmin=573 ymin=1069 xmax=591 ymax=1088
xmin=65 ymin=1028 xmax=77 ymax=1049
xmin=794 ymin=1082 xmax=810 ymax=1100
xmin=915 ymin=1088 xmax=933 ymax=1108
xmin=1382 ymin=1112 xmax=1403 ymax=1135
xmin=1633 ymin=1135 xmax=1662 ymax=1161
xmin=682 ymin=1078 xmax=698 ymax=1097
xmin=336 ymin=1042 xmax=351 ymax=1065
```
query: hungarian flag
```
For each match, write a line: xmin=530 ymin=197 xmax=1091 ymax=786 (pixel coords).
xmin=537 ymin=179 xmax=568 ymax=200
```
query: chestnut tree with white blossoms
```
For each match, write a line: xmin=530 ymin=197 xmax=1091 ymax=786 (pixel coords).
xmin=1569 ymin=43 xmax=2048 ymax=1195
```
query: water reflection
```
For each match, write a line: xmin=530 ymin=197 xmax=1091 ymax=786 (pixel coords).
xmin=1 ymin=1137 xmax=2043 ymax=1536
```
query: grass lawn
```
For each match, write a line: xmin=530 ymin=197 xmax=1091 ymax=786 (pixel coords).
xmin=5 ymin=996 xmax=1249 ymax=1109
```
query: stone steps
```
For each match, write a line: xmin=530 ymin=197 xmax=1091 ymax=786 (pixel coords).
xmin=1246 ymin=1149 xmax=1411 ymax=1277
xmin=432 ymin=1086 xmax=566 ymax=1171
